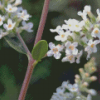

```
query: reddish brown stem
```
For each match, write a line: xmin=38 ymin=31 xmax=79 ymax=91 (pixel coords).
xmin=18 ymin=0 xmax=50 ymax=100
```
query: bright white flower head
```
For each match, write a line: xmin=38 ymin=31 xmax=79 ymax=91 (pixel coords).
xmin=64 ymin=19 xmax=75 ymax=31
xmin=91 ymin=28 xmax=100 ymax=39
xmin=14 ymin=0 xmax=22 ymax=6
xmin=18 ymin=10 xmax=31 ymax=21
xmin=0 ymin=15 xmax=5 ymax=26
xmin=64 ymin=19 xmax=84 ymax=32
xmin=62 ymin=54 xmax=76 ymax=63
xmin=4 ymin=19 xmax=16 ymax=31
xmin=55 ymin=31 xmax=69 ymax=42
xmin=22 ymin=21 xmax=33 ymax=32
xmin=85 ymin=40 xmax=100 ymax=59
xmin=61 ymin=81 xmax=69 ymax=88
xmin=47 ymin=42 xmax=63 ymax=59
xmin=67 ymin=84 xmax=78 ymax=92
xmin=84 ymin=5 xmax=91 ymax=13
xmin=56 ymin=87 xmax=65 ymax=95
xmin=65 ymin=41 xmax=78 ymax=55
xmin=87 ymin=94 xmax=92 ymax=100
xmin=50 ymin=26 xmax=64 ymax=34
xmin=78 ymin=11 xmax=87 ymax=21
xmin=88 ymin=89 xmax=97 ymax=96
xmin=5 ymin=4 xmax=17 ymax=13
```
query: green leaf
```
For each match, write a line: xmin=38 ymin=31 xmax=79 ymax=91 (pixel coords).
xmin=32 ymin=40 xmax=48 ymax=61
xmin=4 ymin=34 xmax=27 ymax=54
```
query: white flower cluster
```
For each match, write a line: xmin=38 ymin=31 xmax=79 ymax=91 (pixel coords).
xmin=47 ymin=5 xmax=100 ymax=63
xmin=0 ymin=0 xmax=33 ymax=39
xmin=51 ymin=58 xmax=97 ymax=100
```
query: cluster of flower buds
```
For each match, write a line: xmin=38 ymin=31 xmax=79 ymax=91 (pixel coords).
xmin=47 ymin=5 xmax=100 ymax=63
xmin=51 ymin=58 xmax=97 ymax=100
xmin=0 ymin=0 xmax=33 ymax=39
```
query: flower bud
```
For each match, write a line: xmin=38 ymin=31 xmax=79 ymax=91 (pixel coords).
xmin=90 ymin=76 xmax=97 ymax=81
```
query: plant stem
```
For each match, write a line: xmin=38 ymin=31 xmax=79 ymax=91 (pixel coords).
xmin=18 ymin=0 xmax=50 ymax=100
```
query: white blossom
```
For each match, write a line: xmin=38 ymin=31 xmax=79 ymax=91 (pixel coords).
xmin=67 ymin=84 xmax=78 ymax=92
xmin=0 ymin=15 xmax=5 ymax=26
xmin=91 ymin=28 xmax=100 ymax=39
xmin=62 ymin=54 xmax=76 ymax=63
xmin=22 ymin=21 xmax=33 ymax=32
xmin=5 ymin=4 xmax=17 ymax=13
xmin=14 ymin=0 xmax=22 ymax=6
xmin=65 ymin=41 xmax=78 ymax=55
xmin=88 ymin=89 xmax=97 ymax=96
xmin=4 ymin=19 xmax=16 ymax=30
xmin=83 ymin=5 xmax=91 ymax=13
xmin=85 ymin=40 xmax=100 ymax=59
xmin=47 ymin=42 xmax=63 ymax=59
xmin=50 ymin=26 xmax=64 ymax=34
xmin=77 ymin=10 xmax=87 ymax=21
xmin=55 ymin=31 xmax=69 ymax=42
xmin=87 ymin=94 xmax=92 ymax=100
xmin=18 ymin=10 xmax=31 ymax=21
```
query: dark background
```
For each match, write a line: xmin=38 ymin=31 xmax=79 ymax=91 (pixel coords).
xmin=0 ymin=0 xmax=100 ymax=99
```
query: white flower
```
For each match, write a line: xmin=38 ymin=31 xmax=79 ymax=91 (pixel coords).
xmin=50 ymin=26 xmax=64 ymax=34
xmin=64 ymin=19 xmax=75 ymax=31
xmin=4 ymin=19 xmax=16 ymax=30
xmin=87 ymin=94 xmax=92 ymax=100
xmin=22 ymin=21 xmax=33 ymax=32
xmin=18 ymin=10 xmax=31 ymax=21
xmin=64 ymin=19 xmax=84 ymax=32
xmin=61 ymin=81 xmax=69 ymax=88
xmin=0 ymin=29 xmax=8 ymax=39
xmin=55 ymin=31 xmax=69 ymax=42
xmin=91 ymin=28 xmax=100 ymax=39
xmin=96 ymin=9 xmax=100 ymax=17
xmin=0 ymin=15 xmax=5 ymax=26
xmin=68 ymin=84 xmax=78 ymax=92
xmin=88 ymin=89 xmax=97 ymax=96
xmin=65 ymin=41 xmax=78 ymax=55
xmin=85 ymin=40 xmax=100 ymax=59
xmin=62 ymin=24 xmax=69 ymax=31
xmin=14 ymin=0 xmax=22 ymax=6
xmin=5 ymin=4 xmax=17 ymax=13
xmin=76 ymin=50 xmax=83 ymax=64
xmin=84 ymin=5 xmax=91 ymax=13
xmin=47 ymin=42 xmax=63 ymax=59
xmin=56 ymin=87 xmax=65 ymax=94
xmin=62 ymin=54 xmax=76 ymax=63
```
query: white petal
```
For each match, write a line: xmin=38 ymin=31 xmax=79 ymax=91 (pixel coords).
xmin=73 ymin=42 xmax=78 ymax=47
xmin=73 ymin=49 xmax=78 ymax=55
xmin=62 ymin=57 xmax=68 ymax=62
xmin=49 ymin=42 xmax=55 ymax=49
xmin=93 ymin=46 xmax=97 ymax=53
xmin=54 ymin=53 xmax=61 ymax=59
xmin=47 ymin=50 xmax=53 ymax=57
xmin=55 ymin=36 xmax=61 ymax=41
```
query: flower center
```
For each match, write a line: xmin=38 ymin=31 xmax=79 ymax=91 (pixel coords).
xmin=8 ymin=24 xmax=12 ymax=28
xmin=9 ymin=8 xmax=12 ymax=11
xmin=61 ymin=34 xmax=65 ymax=38
xmin=94 ymin=30 xmax=99 ymax=34
xmin=0 ymin=18 xmax=2 ymax=22
xmin=75 ymin=25 xmax=79 ymax=28
xmin=68 ymin=55 xmax=73 ymax=60
xmin=90 ymin=44 xmax=94 ymax=48
xmin=69 ymin=45 xmax=74 ymax=50
xmin=53 ymin=48 xmax=58 ymax=53
xmin=69 ymin=24 xmax=71 ymax=27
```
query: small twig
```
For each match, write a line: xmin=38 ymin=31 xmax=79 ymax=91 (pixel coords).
xmin=18 ymin=0 xmax=50 ymax=100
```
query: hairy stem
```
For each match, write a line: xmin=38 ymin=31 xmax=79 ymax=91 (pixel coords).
xmin=18 ymin=0 xmax=50 ymax=100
